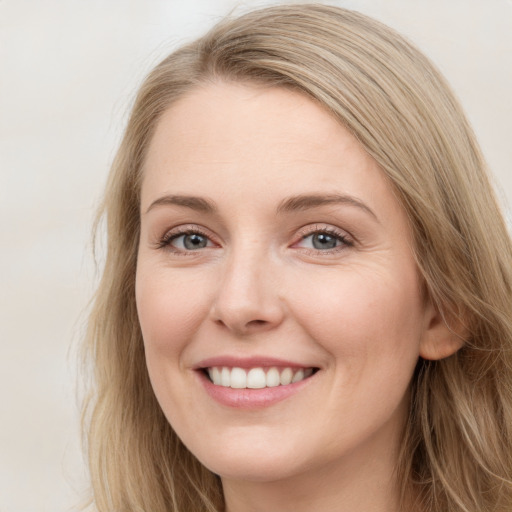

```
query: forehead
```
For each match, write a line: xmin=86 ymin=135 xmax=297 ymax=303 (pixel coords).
xmin=140 ymin=81 xmax=399 ymax=221
xmin=145 ymin=81 xmax=346 ymax=166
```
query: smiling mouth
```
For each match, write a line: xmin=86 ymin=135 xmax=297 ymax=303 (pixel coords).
xmin=203 ymin=366 xmax=318 ymax=389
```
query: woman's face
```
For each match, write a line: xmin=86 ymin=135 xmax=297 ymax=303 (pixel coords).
xmin=136 ymin=82 xmax=435 ymax=483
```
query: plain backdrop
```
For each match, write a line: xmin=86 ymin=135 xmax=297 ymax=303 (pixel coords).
xmin=1 ymin=1 xmax=510 ymax=511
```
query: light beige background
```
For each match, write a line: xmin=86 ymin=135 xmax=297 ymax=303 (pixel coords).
xmin=1 ymin=1 xmax=510 ymax=511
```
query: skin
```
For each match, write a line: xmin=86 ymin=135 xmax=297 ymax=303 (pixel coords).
xmin=136 ymin=82 xmax=461 ymax=512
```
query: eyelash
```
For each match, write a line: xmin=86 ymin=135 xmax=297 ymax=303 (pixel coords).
xmin=156 ymin=226 xmax=214 ymax=253
xmin=295 ymin=225 xmax=353 ymax=254
xmin=156 ymin=225 xmax=353 ymax=254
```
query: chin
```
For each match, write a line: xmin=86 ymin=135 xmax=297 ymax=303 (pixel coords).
xmin=188 ymin=433 xmax=316 ymax=483
xmin=204 ymin=455 xmax=306 ymax=483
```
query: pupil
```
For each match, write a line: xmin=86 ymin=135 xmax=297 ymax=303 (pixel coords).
xmin=184 ymin=234 xmax=207 ymax=250
xmin=312 ymin=233 xmax=337 ymax=250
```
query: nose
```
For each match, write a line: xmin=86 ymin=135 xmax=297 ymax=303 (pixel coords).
xmin=210 ymin=246 xmax=285 ymax=336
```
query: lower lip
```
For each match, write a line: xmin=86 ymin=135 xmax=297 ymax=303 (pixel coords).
xmin=197 ymin=370 xmax=315 ymax=409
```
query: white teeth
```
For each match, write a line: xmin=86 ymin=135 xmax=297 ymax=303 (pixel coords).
xmin=247 ymin=368 xmax=266 ymax=388
xmin=292 ymin=369 xmax=304 ymax=383
xmin=266 ymin=367 xmax=280 ymax=387
xmin=280 ymin=367 xmax=293 ymax=385
xmin=230 ymin=367 xmax=247 ymax=388
xmin=206 ymin=366 xmax=315 ymax=388
xmin=212 ymin=367 xmax=221 ymax=384
xmin=221 ymin=367 xmax=230 ymax=387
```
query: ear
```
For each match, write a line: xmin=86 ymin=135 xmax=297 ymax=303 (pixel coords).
xmin=419 ymin=299 xmax=467 ymax=361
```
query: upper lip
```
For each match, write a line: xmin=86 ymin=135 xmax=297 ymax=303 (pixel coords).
xmin=193 ymin=356 xmax=318 ymax=370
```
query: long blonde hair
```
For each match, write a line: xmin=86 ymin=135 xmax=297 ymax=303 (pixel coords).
xmin=82 ymin=4 xmax=512 ymax=511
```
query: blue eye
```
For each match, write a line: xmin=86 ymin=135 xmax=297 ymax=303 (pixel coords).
xmin=169 ymin=232 xmax=212 ymax=250
xmin=297 ymin=231 xmax=349 ymax=251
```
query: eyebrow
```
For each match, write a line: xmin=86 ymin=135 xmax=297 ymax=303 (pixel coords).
xmin=145 ymin=195 xmax=217 ymax=214
xmin=277 ymin=193 xmax=378 ymax=221
xmin=145 ymin=193 xmax=377 ymax=220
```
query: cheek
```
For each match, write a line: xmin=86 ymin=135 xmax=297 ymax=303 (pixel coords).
xmin=135 ymin=266 xmax=212 ymax=355
xmin=290 ymin=264 xmax=424 ymax=370
xmin=135 ymin=265 xmax=214 ymax=427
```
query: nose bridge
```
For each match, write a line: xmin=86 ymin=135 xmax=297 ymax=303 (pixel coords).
xmin=211 ymin=236 xmax=283 ymax=334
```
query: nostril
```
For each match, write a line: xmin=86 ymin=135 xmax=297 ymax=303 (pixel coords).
xmin=213 ymin=317 xmax=270 ymax=336
xmin=245 ymin=319 xmax=270 ymax=330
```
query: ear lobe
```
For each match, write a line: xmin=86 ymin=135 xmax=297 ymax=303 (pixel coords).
xmin=419 ymin=301 xmax=467 ymax=361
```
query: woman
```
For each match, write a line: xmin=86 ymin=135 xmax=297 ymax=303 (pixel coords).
xmin=82 ymin=4 xmax=512 ymax=511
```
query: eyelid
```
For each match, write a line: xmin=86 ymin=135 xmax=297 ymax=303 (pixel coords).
xmin=156 ymin=224 xmax=219 ymax=251
xmin=295 ymin=223 xmax=351 ymax=239
xmin=291 ymin=224 xmax=353 ymax=251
